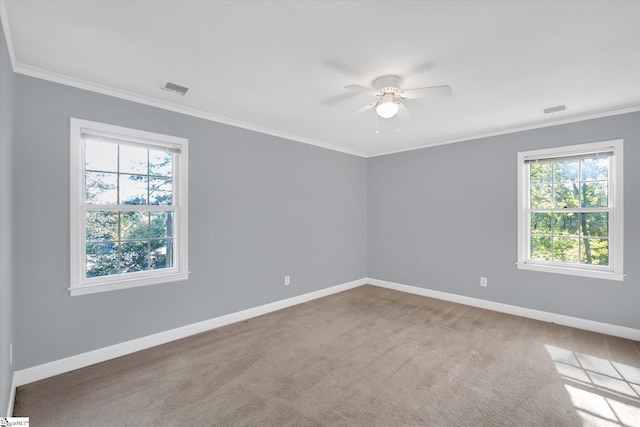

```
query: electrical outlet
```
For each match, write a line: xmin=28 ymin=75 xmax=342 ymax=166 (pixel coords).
xmin=284 ymin=275 xmax=290 ymax=286
xmin=480 ymin=277 xmax=487 ymax=287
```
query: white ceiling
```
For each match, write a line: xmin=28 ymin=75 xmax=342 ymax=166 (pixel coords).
xmin=2 ymin=0 xmax=640 ymax=157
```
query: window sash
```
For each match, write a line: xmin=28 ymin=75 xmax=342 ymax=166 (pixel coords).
xmin=526 ymin=211 xmax=612 ymax=270
xmin=523 ymin=150 xmax=613 ymax=164
xmin=525 ymin=153 xmax=613 ymax=269
xmin=71 ymin=118 xmax=189 ymax=295
xmin=81 ymin=204 xmax=177 ymax=212
xmin=516 ymin=139 xmax=623 ymax=281
xmin=82 ymin=130 xmax=182 ymax=153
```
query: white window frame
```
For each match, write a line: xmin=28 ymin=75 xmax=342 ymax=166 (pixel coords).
xmin=517 ymin=139 xmax=624 ymax=281
xmin=70 ymin=118 xmax=189 ymax=296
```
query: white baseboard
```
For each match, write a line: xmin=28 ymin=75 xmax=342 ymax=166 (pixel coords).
xmin=366 ymin=278 xmax=640 ymax=342
xmin=12 ymin=278 xmax=367 ymax=388
xmin=10 ymin=276 xmax=639 ymax=395
xmin=7 ymin=375 xmax=15 ymax=416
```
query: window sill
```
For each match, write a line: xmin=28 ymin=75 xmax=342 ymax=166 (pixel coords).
xmin=516 ymin=262 xmax=624 ymax=281
xmin=69 ymin=271 xmax=190 ymax=296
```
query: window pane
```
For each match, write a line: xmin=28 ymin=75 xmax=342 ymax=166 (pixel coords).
xmin=582 ymin=213 xmax=608 ymax=237
xmin=581 ymin=158 xmax=608 ymax=181
xmin=580 ymin=238 xmax=609 ymax=266
xmin=120 ymin=174 xmax=148 ymax=205
xmin=149 ymin=177 xmax=173 ymax=205
xmin=580 ymin=181 xmax=608 ymax=208
xmin=119 ymin=145 xmax=148 ymax=175
xmin=74 ymin=119 xmax=187 ymax=291
xmin=86 ymin=172 xmax=118 ymax=204
xmin=530 ymin=163 xmax=552 ymax=183
xmin=150 ymin=212 xmax=174 ymax=238
xmin=120 ymin=241 xmax=149 ymax=273
xmin=530 ymin=212 xmax=551 ymax=235
xmin=553 ymin=212 xmax=579 ymax=236
xmin=149 ymin=150 xmax=172 ymax=177
xmin=530 ymin=184 xmax=552 ymax=208
xmin=150 ymin=239 xmax=174 ymax=270
xmin=520 ymin=141 xmax=620 ymax=276
xmin=554 ymin=183 xmax=579 ymax=208
xmin=554 ymin=160 xmax=578 ymax=183
xmin=121 ymin=211 xmax=149 ymax=240
xmin=553 ymin=237 xmax=579 ymax=263
xmin=531 ymin=236 xmax=551 ymax=261
xmin=86 ymin=141 xmax=117 ymax=172
xmin=86 ymin=242 xmax=119 ymax=278
xmin=86 ymin=211 xmax=118 ymax=241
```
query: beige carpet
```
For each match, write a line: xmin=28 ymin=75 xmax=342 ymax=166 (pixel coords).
xmin=14 ymin=285 xmax=640 ymax=426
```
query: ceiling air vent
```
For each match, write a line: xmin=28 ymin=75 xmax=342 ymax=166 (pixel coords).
xmin=161 ymin=82 xmax=189 ymax=96
xmin=543 ymin=105 xmax=566 ymax=114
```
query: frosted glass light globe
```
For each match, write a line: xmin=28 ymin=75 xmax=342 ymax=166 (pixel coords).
xmin=376 ymin=101 xmax=399 ymax=119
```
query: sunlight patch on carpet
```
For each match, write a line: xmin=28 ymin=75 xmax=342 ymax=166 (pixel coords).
xmin=545 ymin=345 xmax=640 ymax=427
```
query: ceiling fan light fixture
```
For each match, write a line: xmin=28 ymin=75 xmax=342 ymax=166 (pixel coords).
xmin=376 ymin=97 xmax=400 ymax=119
xmin=344 ymin=74 xmax=452 ymax=122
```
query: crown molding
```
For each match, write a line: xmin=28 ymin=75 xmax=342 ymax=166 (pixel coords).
xmin=12 ymin=62 xmax=369 ymax=158
xmin=366 ymin=103 xmax=640 ymax=158
xmin=8 ymin=61 xmax=640 ymax=160
xmin=0 ymin=0 xmax=16 ymax=69
xmin=3 ymin=0 xmax=638 ymax=160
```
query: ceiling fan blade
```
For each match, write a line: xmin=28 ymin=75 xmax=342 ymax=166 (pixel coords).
xmin=401 ymin=85 xmax=452 ymax=99
xmin=342 ymin=103 xmax=377 ymax=120
xmin=398 ymin=102 xmax=416 ymax=121
xmin=323 ymin=59 xmax=361 ymax=78
xmin=321 ymin=92 xmax=359 ymax=106
xmin=344 ymin=84 xmax=376 ymax=94
xmin=403 ymin=61 xmax=434 ymax=76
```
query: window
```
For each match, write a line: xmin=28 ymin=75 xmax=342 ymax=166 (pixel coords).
xmin=70 ymin=118 xmax=189 ymax=296
xmin=517 ymin=140 xmax=623 ymax=281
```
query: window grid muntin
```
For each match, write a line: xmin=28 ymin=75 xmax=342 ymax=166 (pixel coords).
xmin=84 ymin=142 xmax=174 ymax=207
xmin=71 ymin=118 xmax=188 ymax=295
xmin=84 ymin=207 xmax=176 ymax=279
xmin=527 ymin=155 xmax=612 ymax=268
xmin=83 ymin=138 xmax=176 ymax=280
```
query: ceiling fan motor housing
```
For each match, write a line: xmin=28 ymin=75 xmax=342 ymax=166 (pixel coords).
xmin=373 ymin=75 xmax=403 ymax=96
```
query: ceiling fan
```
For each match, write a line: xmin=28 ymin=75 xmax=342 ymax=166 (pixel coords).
xmin=344 ymin=75 xmax=452 ymax=120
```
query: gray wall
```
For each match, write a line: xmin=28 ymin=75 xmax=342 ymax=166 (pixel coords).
xmin=12 ymin=75 xmax=367 ymax=370
xmin=5 ymin=49 xmax=639 ymax=389
xmin=0 ymin=21 xmax=15 ymax=415
xmin=368 ymin=112 xmax=640 ymax=329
